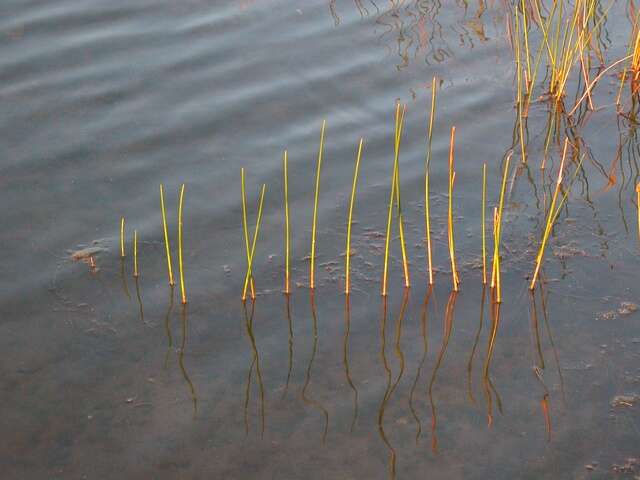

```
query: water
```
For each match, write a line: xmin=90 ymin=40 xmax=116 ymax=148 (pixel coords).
xmin=2 ymin=1 xmax=640 ymax=478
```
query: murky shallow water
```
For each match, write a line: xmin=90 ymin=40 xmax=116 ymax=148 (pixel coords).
xmin=2 ymin=1 xmax=640 ymax=478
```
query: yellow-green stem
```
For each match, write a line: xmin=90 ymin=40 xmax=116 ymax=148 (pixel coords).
xmin=242 ymin=185 xmax=267 ymax=300
xmin=160 ymin=184 xmax=175 ymax=286
xmin=283 ymin=151 xmax=290 ymax=294
xmin=345 ymin=138 xmax=364 ymax=295
xmin=178 ymin=184 xmax=187 ymax=304
xmin=310 ymin=120 xmax=326 ymax=289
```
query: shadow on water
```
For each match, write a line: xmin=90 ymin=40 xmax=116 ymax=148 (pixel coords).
xmin=428 ymin=290 xmax=458 ymax=454
xmin=301 ymin=292 xmax=329 ymax=444
xmin=134 ymin=277 xmax=145 ymax=325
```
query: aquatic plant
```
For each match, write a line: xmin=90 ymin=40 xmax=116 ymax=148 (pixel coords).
xmin=120 ymin=217 xmax=125 ymax=258
xmin=241 ymin=182 xmax=267 ymax=302
xmin=491 ymin=152 xmax=512 ymax=303
xmin=310 ymin=120 xmax=326 ymax=290
xmin=283 ymin=151 xmax=290 ymax=294
xmin=382 ymin=103 xmax=409 ymax=296
xmin=345 ymin=138 xmax=364 ymax=295
xmin=178 ymin=183 xmax=187 ymax=304
xmin=160 ymin=184 xmax=175 ymax=286
xmin=133 ymin=229 xmax=139 ymax=278
xmin=530 ymin=139 xmax=568 ymax=290
xmin=482 ymin=163 xmax=487 ymax=285
xmin=424 ymin=76 xmax=437 ymax=286
xmin=447 ymin=126 xmax=459 ymax=291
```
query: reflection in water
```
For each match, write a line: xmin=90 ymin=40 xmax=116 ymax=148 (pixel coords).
xmin=539 ymin=285 xmax=566 ymax=406
xmin=482 ymin=298 xmax=503 ymax=428
xmin=301 ymin=292 xmax=329 ymax=444
xmin=179 ymin=305 xmax=198 ymax=417
xmin=343 ymin=295 xmax=359 ymax=432
xmin=467 ymin=285 xmax=487 ymax=405
xmin=282 ymin=294 xmax=294 ymax=400
xmin=119 ymin=258 xmax=131 ymax=300
xmin=164 ymin=286 xmax=175 ymax=368
xmin=409 ymin=286 xmax=433 ymax=443
xmin=428 ymin=290 xmax=458 ymax=453
xmin=376 ymin=292 xmax=413 ymax=476
xmin=134 ymin=277 xmax=145 ymax=325
xmin=243 ymin=300 xmax=265 ymax=438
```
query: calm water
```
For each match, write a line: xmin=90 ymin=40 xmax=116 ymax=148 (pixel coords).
xmin=2 ymin=1 xmax=640 ymax=478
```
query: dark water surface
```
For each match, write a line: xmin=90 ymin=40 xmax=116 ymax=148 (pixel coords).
xmin=2 ymin=1 xmax=640 ymax=478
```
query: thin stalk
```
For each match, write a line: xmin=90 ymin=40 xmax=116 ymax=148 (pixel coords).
xmin=491 ymin=152 xmax=512 ymax=303
xmin=133 ymin=229 xmax=139 ymax=278
xmin=345 ymin=138 xmax=364 ymax=295
xmin=530 ymin=139 xmax=569 ymax=290
xmin=242 ymin=185 xmax=267 ymax=301
xmin=425 ymin=76 xmax=437 ymax=285
xmin=241 ymin=169 xmax=256 ymax=299
xmin=310 ymin=120 xmax=326 ymax=290
xmin=447 ymin=126 xmax=459 ymax=291
xmin=160 ymin=184 xmax=175 ymax=286
xmin=120 ymin=217 xmax=125 ymax=258
xmin=394 ymin=105 xmax=410 ymax=288
xmin=637 ymin=183 xmax=640 ymax=241
xmin=178 ymin=184 xmax=187 ymax=304
xmin=482 ymin=163 xmax=487 ymax=284
xmin=283 ymin=151 xmax=290 ymax=294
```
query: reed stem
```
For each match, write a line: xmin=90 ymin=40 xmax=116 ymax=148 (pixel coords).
xmin=241 ymin=169 xmax=256 ymax=298
xmin=345 ymin=138 xmax=364 ymax=295
xmin=160 ymin=184 xmax=175 ymax=286
xmin=447 ymin=126 xmax=459 ymax=291
xmin=530 ymin=139 xmax=568 ymax=291
xmin=120 ymin=217 xmax=125 ymax=258
xmin=178 ymin=184 xmax=187 ymax=304
xmin=425 ymin=76 xmax=437 ymax=285
xmin=283 ymin=151 xmax=290 ymax=294
xmin=133 ymin=229 xmax=139 ymax=278
xmin=491 ymin=152 xmax=512 ymax=303
xmin=242 ymin=185 xmax=267 ymax=301
xmin=310 ymin=120 xmax=326 ymax=290
xmin=482 ymin=163 xmax=487 ymax=285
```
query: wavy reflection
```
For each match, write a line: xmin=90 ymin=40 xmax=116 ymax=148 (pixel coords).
xmin=343 ymin=294 xmax=359 ymax=432
xmin=179 ymin=305 xmax=198 ymax=417
xmin=482 ymin=298 xmax=503 ymax=428
xmin=467 ymin=285 xmax=487 ymax=405
xmin=409 ymin=285 xmax=433 ymax=443
xmin=134 ymin=277 xmax=145 ymax=325
xmin=282 ymin=293 xmax=294 ymax=400
xmin=301 ymin=292 xmax=329 ymax=444
xmin=243 ymin=300 xmax=265 ymax=438
xmin=428 ymin=290 xmax=458 ymax=453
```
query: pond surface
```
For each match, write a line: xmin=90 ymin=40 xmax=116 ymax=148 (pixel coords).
xmin=2 ymin=1 xmax=640 ymax=478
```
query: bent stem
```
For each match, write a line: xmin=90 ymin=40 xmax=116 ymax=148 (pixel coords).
xmin=345 ymin=138 xmax=364 ymax=295
xmin=310 ymin=120 xmax=326 ymax=289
